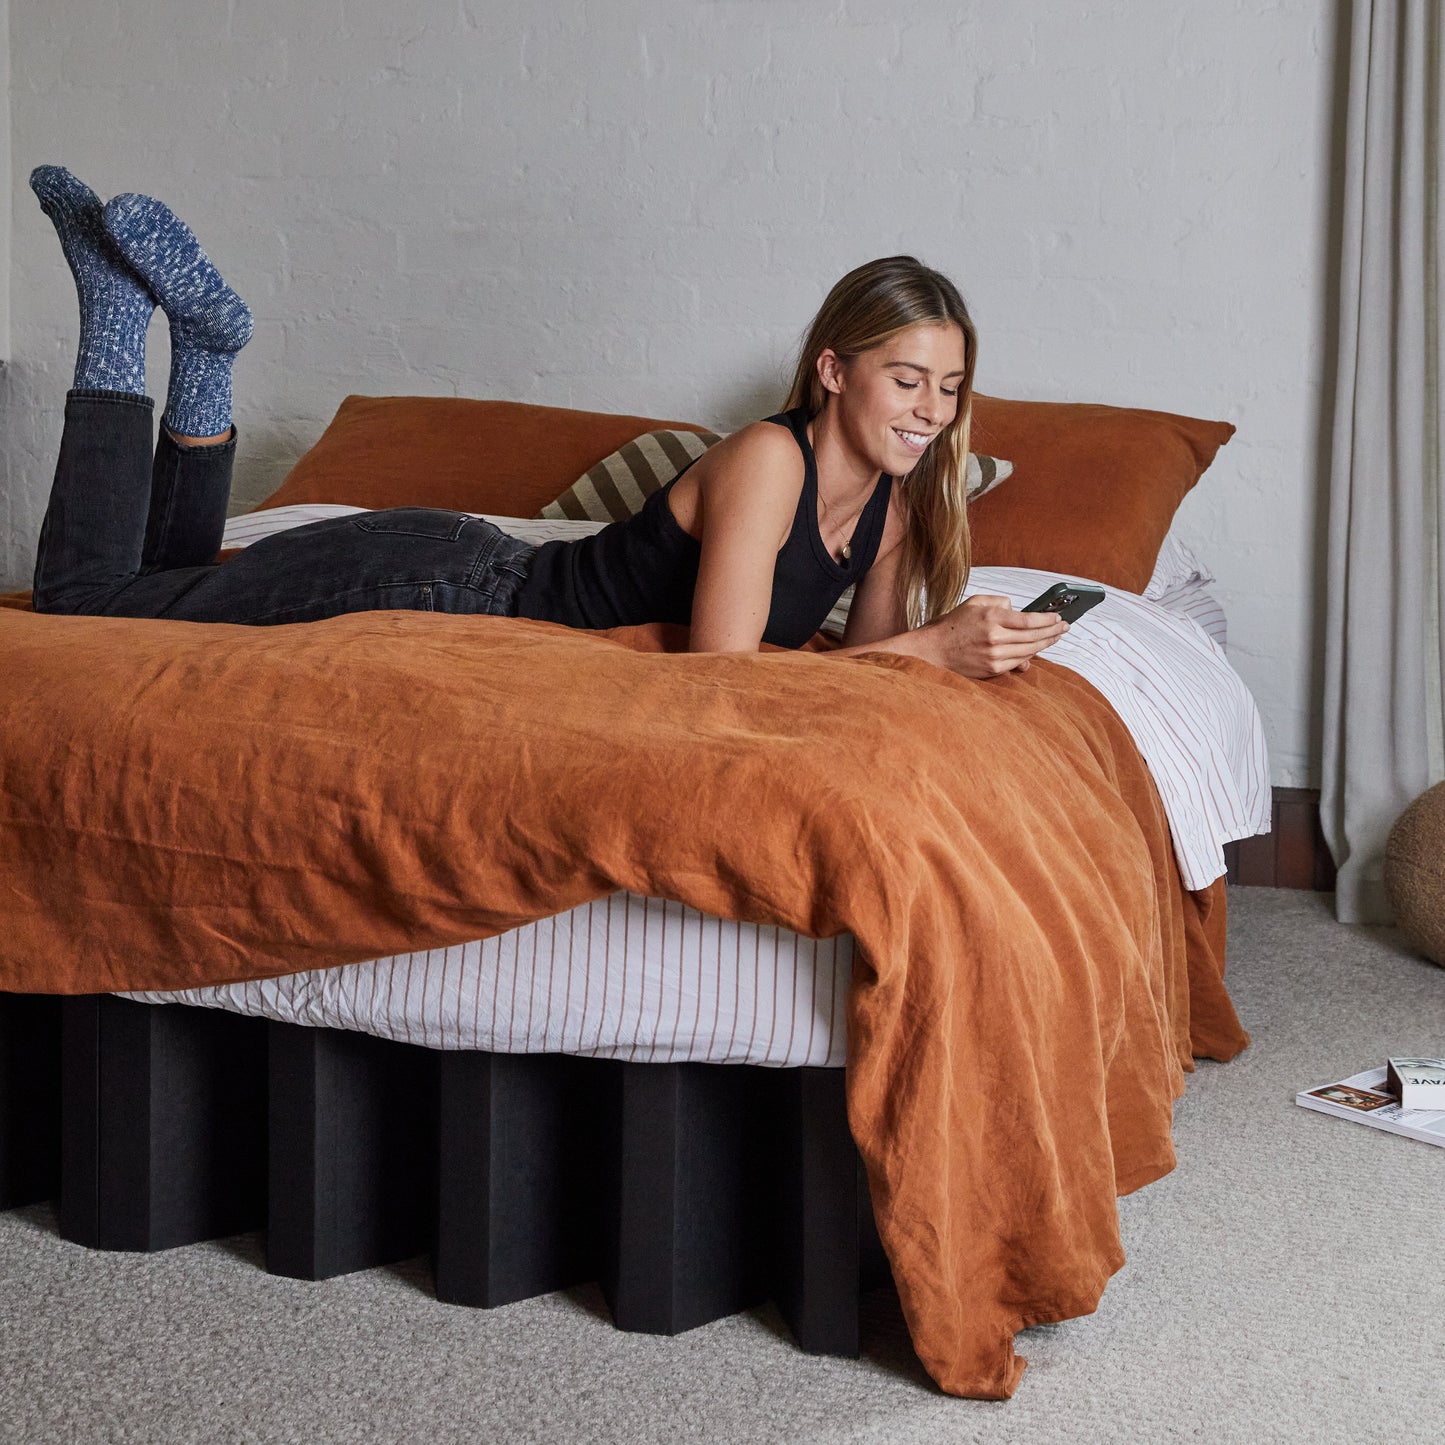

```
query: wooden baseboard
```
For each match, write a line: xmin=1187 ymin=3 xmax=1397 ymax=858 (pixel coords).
xmin=1223 ymin=787 xmax=1336 ymax=891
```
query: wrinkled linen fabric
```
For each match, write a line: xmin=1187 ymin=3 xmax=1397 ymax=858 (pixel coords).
xmin=216 ymin=507 xmax=1270 ymax=890
xmin=0 ymin=606 xmax=1247 ymax=1398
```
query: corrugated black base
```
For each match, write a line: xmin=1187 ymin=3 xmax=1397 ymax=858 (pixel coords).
xmin=2 ymin=994 xmax=884 ymax=1357
xmin=267 ymin=1022 xmax=438 ymax=1280
xmin=0 ymin=994 xmax=62 ymax=1209
xmin=435 ymin=1050 xmax=606 ymax=1308
xmin=59 ymin=996 xmax=268 ymax=1251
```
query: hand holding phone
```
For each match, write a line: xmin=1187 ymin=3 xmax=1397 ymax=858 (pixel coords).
xmin=1020 ymin=581 xmax=1105 ymax=624
xmin=923 ymin=592 xmax=1070 ymax=678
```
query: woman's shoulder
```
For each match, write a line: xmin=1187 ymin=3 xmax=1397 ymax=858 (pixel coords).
xmin=723 ymin=411 xmax=804 ymax=449
xmin=692 ymin=415 xmax=806 ymax=485
xmin=664 ymin=415 xmax=806 ymax=542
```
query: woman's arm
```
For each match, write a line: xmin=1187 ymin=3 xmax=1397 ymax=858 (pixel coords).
xmin=686 ymin=424 xmax=806 ymax=654
xmin=839 ymin=531 xmax=909 ymax=649
xmin=831 ymin=595 xmax=1067 ymax=677
xmin=829 ymin=510 xmax=1068 ymax=677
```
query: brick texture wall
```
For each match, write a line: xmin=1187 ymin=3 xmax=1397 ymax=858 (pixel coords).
xmin=1 ymin=0 xmax=1337 ymax=785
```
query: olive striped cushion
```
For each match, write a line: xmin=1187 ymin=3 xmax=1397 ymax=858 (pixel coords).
xmin=540 ymin=430 xmax=723 ymax=522
xmin=541 ymin=428 xmax=1013 ymax=523
xmin=966 ymin=451 xmax=1013 ymax=502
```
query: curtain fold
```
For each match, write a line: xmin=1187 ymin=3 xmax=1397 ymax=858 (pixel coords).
xmin=1322 ymin=0 xmax=1445 ymax=923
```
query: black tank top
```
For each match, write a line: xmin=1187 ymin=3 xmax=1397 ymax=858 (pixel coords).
xmin=513 ymin=408 xmax=894 ymax=648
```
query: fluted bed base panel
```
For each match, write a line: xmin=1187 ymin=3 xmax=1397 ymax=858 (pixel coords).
xmin=0 ymin=993 xmax=62 ymax=1210
xmin=5 ymin=995 xmax=886 ymax=1357
xmin=59 ymin=996 xmax=268 ymax=1251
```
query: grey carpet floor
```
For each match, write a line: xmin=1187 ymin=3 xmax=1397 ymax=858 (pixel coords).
xmin=1 ymin=888 xmax=1442 ymax=1444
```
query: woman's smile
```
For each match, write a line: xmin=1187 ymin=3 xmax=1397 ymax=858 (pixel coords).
xmin=892 ymin=426 xmax=934 ymax=455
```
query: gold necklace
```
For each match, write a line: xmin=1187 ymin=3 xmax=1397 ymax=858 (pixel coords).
xmin=817 ymin=486 xmax=866 ymax=562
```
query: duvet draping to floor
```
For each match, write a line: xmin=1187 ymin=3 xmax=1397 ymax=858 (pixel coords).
xmin=0 ymin=607 xmax=1246 ymax=1397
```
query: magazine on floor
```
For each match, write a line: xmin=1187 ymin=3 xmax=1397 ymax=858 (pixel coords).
xmin=1296 ymin=1066 xmax=1445 ymax=1149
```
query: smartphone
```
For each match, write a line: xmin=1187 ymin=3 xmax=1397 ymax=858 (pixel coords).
xmin=1020 ymin=581 xmax=1105 ymax=624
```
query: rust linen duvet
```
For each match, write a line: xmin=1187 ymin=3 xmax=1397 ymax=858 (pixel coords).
xmin=0 ymin=606 xmax=1247 ymax=1398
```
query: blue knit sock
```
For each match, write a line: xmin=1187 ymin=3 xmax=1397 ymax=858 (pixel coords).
xmin=102 ymin=193 xmax=253 ymax=437
xmin=30 ymin=166 xmax=155 ymax=396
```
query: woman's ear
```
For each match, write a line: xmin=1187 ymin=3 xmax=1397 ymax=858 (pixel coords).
xmin=816 ymin=348 xmax=846 ymax=396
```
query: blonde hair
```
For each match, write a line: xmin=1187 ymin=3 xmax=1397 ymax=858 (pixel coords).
xmin=784 ymin=256 xmax=978 ymax=629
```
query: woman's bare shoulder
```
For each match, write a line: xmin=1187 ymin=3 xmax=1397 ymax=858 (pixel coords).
xmin=669 ymin=418 xmax=804 ymax=540
xmin=704 ymin=418 xmax=803 ymax=472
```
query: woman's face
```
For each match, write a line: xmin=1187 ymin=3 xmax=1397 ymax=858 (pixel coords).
xmin=818 ymin=320 xmax=968 ymax=475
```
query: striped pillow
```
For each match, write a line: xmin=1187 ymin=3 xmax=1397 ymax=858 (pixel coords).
xmin=540 ymin=430 xmax=723 ymax=522
xmin=542 ymin=429 xmax=1013 ymax=523
xmin=966 ymin=452 xmax=1013 ymax=501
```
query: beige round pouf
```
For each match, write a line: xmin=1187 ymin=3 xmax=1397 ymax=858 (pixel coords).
xmin=1385 ymin=781 xmax=1445 ymax=967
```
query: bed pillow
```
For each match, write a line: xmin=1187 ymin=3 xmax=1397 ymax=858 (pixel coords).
xmin=255 ymin=395 xmax=718 ymax=518
xmin=1144 ymin=530 xmax=1216 ymax=601
xmin=965 ymin=452 xmax=1013 ymax=503
xmin=967 ymin=395 xmax=1235 ymax=594
xmin=541 ymin=429 xmax=724 ymax=521
xmin=543 ymin=430 xmax=1014 ymax=524
xmin=256 ymin=393 xmax=1221 ymax=595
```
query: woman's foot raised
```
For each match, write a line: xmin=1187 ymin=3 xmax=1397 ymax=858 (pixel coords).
xmin=29 ymin=166 xmax=155 ymax=397
xmin=102 ymin=192 xmax=253 ymax=440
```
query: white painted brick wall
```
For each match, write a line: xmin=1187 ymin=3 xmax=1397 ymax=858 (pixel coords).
xmin=1 ymin=0 xmax=1335 ymax=786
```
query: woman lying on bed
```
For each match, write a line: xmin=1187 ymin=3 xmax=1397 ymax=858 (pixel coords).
xmin=29 ymin=165 xmax=1066 ymax=679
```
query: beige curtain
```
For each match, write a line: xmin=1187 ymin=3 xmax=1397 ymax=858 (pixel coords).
xmin=1323 ymin=0 xmax=1445 ymax=922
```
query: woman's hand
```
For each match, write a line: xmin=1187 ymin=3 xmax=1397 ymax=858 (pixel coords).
xmin=917 ymin=594 xmax=1068 ymax=679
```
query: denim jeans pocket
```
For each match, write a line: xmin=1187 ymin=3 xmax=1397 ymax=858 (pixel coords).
xmin=351 ymin=507 xmax=469 ymax=541
xmin=490 ymin=536 xmax=537 ymax=581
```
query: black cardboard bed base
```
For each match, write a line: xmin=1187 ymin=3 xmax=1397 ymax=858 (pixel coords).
xmin=0 ymin=994 xmax=61 ymax=1210
xmin=0 ymin=992 xmax=885 ymax=1357
xmin=267 ymin=1021 xmax=437 ymax=1280
xmin=59 ymin=996 xmax=268 ymax=1250
xmin=435 ymin=1050 xmax=605 ymax=1310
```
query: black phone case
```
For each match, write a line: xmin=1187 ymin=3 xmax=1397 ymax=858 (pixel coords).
xmin=1020 ymin=582 xmax=1105 ymax=624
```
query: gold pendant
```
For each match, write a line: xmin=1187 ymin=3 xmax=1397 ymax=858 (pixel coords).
xmin=842 ymin=542 xmax=851 ymax=561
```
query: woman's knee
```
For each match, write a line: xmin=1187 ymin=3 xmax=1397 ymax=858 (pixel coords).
xmin=30 ymin=580 xmax=76 ymax=614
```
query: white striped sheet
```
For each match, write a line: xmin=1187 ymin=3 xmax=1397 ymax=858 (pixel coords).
xmin=222 ymin=505 xmax=604 ymax=551
xmin=1156 ymin=584 xmax=1228 ymax=650
xmin=128 ymin=893 xmax=855 ymax=1068
xmin=826 ymin=572 xmax=1228 ymax=656
xmin=222 ymin=503 xmax=369 ymax=544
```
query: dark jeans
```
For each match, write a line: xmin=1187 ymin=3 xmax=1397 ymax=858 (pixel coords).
xmin=32 ymin=389 xmax=537 ymax=624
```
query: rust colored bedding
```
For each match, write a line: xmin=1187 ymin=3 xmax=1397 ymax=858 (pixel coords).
xmin=0 ymin=606 xmax=1246 ymax=1398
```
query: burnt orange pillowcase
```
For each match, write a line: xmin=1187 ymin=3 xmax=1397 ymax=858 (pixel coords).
xmin=968 ymin=394 xmax=1235 ymax=593
xmin=256 ymin=395 xmax=715 ymax=519
xmin=258 ymin=391 xmax=1234 ymax=595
